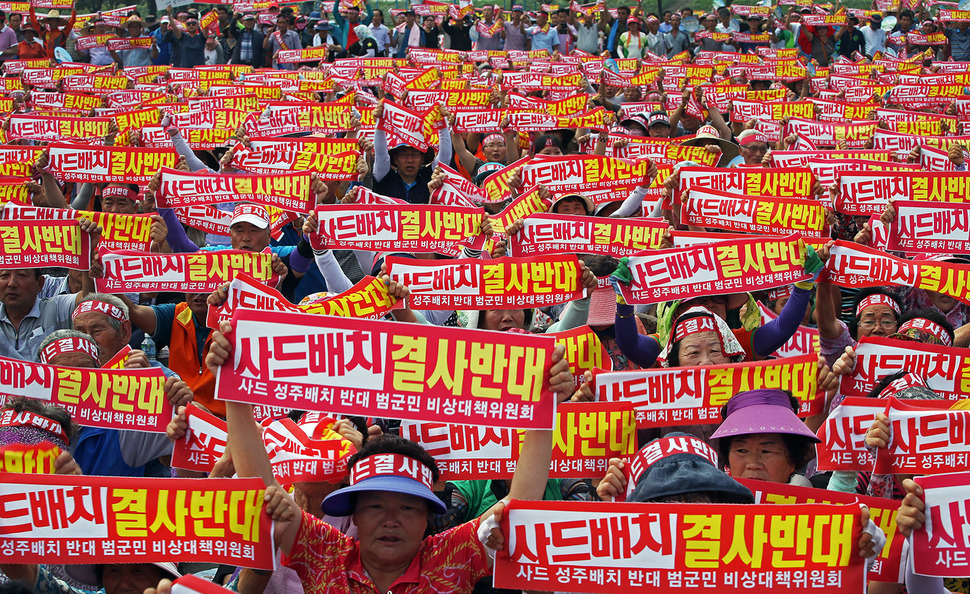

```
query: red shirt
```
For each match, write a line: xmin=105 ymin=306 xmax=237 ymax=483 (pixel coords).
xmin=283 ymin=510 xmax=490 ymax=594
xmin=17 ymin=40 xmax=46 ymax=59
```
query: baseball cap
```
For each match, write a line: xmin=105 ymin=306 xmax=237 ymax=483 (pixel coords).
xmin=231 ymin=204 xmax=270 ymax=229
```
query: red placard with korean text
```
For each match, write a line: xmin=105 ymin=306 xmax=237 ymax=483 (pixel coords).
xmin=399 ymin=402 xmax=636 ymax=480
xmin=616 ymin=234 xmax=809 ymax=305
xmin=206 ymin=273 xmax=401 ymax=329
xmin=815 ymin=397 xmax=883 ymax=472
xmin=95 ymin=248 xmax=278 ymax=294
xmin=2 ymin=204 xmax=153 ymax=252
xmin=0 ymin=355 xmax=170 ymax=432
xmin=913 ymin=472 xmax=970 ymax=577
xmin=873 ymin=397 xmax=970 ymax=475
xmin=886 ymin=200 xmax=970 ymax=254
xmin=740 ymin=479 xmax=904 ymax=584
xmin=836 ymin=171 xmax=970 ymax=216
xmin=548 ymin=325 xmax=612 ymax=387
xmin=823 ymin=241 xmax=970 ymax=305
xmin=594 ymin=354 xmax=821 ymax=428
xmin=0 ymin=219 xmax=92 ymax=270
xmin=312 ymin=204 xmax=484 ymax=256
xmin=677 ymin=167 xmax=814 ymax=201
xmin=838 ymin=336 xmax=970 ymax=400
xmin=157 ymin=169 xmax=313 ymax=213
xmin=0 ymin=443 xmax=60 ymax=474
xmin=215 ymin=308 xmax=558 ymax=429
xmin=385 ymin=254 xmax=586 ymax=310
xmin=494 ymin=500 xmax=863 ymax=593
xmin=46 ymin=143 xmax=178 ymax=184
xmin=509 ymin=214 xmax=667 ymax=258
xmin=681 ymin=188 xmax=828 ymax=238
xmin=0 ymin=473 xmax=274 ymax=570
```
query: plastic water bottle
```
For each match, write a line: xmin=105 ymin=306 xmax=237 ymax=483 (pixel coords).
xmin=141 ymin=335 xmax=157 ymax=362
xmin=158 ymin=345 xmax=170 ymax=367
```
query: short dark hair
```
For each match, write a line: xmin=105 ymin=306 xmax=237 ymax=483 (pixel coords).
xmin=346 ymin=433 xmax=439 ymax=484
xmin=617 ymin=5 xmax=630 ymax=14
xmin=3 ymin=396 xmax=74 ymax=443
xmin=900 ymin=9 xmax=915 ymax=19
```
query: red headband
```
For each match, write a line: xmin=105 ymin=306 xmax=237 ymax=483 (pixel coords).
xmin=857 ymin=294 xmax=901 ymax=316
xmin=40 ymin=337 xmax=99 ymax=365
xmin=630 ymin=434 xmax=719 ymax=481
xmin=72 ymin=300 xmax=126 ymax=323
xmin=739 ymin=132 xmax=769 ymax=146
xmin=483 ymin=133 xmax=505 ymax=146
xmin=768 ymin=286 xmax=792 ymax=301
xmin=673 ymin=315 xmax=718 ymax=341
xmin=350 ymin=453 xmax=435 ymax=491
xmin=102 ymin=186 xmax=138 ymax=201
xmin=899 ymin=318 xmax=952 ymax=347
xmin=0 ymin=409 xmax=69 ymax=445
xmin=880 ymin=372 xmax=928 ymax=399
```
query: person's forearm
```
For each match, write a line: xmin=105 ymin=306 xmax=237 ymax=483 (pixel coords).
xmin=225 ymin=401 xmax=276 ymax=485
xmin=170 ymin=130 xmax=213 ymax=172
xmin=815 ymin=282 xmax=845 ymax=340
xmin=752 ymin=285 xmax=811 ymax=357
xmin=615 ymin=303 xmax=661 ymax=368
xmin=373 ymin=128 xmax=391 ymax=181
xmin=71 ymin=182 xmax=95 ymax=210
xmin=509 ymin=428 xmax=553 ymax=501
xmin=609 ymin=185 xmax=648 ymax=218
xmin=158 ymin=208 xmax=200 ymax=253
xmin=433 ymin=122 xmax=453 ymax=168
xmin=314 ymin=248 xmax=353 ymax=293
xmin=39 ymin=170 xmax=67 ymax=208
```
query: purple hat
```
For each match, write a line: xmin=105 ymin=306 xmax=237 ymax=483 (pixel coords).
xmin=321 ymin=452 xmax=446 ymax=516
xmin=710 ymin=389 xmax=819 ymax=443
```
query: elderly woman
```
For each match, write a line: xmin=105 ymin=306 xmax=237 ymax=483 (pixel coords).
xmin=711 ymin=389 xmax=820 ymax=486
xmin=816 ymin=285 xmax=903 ymax=371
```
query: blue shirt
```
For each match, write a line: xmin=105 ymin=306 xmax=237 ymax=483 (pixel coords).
xmin=528 ymin=26 xmax=560 ymax=52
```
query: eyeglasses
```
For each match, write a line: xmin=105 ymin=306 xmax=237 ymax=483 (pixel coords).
xmin=859 ymin=319 xmax=897 ymax=329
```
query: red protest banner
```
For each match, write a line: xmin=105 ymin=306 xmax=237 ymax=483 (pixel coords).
xmin=215 ymin=308 xmax=558 ymax=429
xmin=806 ymin=158 xmax=920 ymax=190
xmin=836 ymin=171 xmax=970 ymax=216
xmin=489 ymin=155 xmax=652 ymax=198
xmin=681 ymin=187 xmax=828 ymax=238
xmin=385 ymin=254 xmax=586 ymax=310
xmin=47 ymin=143 xmax=178 ymax=184
xmin=509 ymin=214 xmax=667 ymax=258
xmin=615 ymin=234 xmax=809 ymax=305
xmin=228 ymin=148 xmax=360 ymax=180
xmin=0 ymin=443 xmax=60 ymax=474
xmin=376 ymin=100 xmax=436 ymax=152
xmin=913 ymin=472 xmax=970 ymax=577
xmin=815 ymin=397 xmax=883 ymax=472
xmin=2 ymin=204 xmax=153 ymax=252
xmin=399 ymin=402 xmax=636 ymax=480
xmin=594 ymin=353 xmax=821 ymax=428
xmin=677 ymin=166 xmax=815 ymax=201
xmin=205 ymin=273 xmax=401 ymax=329
xmin=886 ymin=200 xmax=970 ymax=254
xmin=838 ymin=336 xmax=970 ymax=400
xmin=740 ymin=478 xmax=905 ymax=584
xmin=157 ymin=169 xmax=313 ymax=213
xmin=729 ymin=98 xmax=815 ymax=123
xmin=0 ymin=219 xmax=92 ymax=270
xmin=822 ymin=241 xmax=970 ymax=305
xmin=784 ymin=118 xmax=878 ymax=148
xmin=6 ymin=114 xmax=109 ymax=143
xmin=0 ymin=355 xmax=171 ymax=432
xmin=311 ymin=204 xmax=484 ymax=256
xmin=171 ymin=405 xmax=355 ymax=484
xmin=494 ymin=500 xmax=864 ymax=593
xmin=548 ymin=325 xmax=612 ymax=387
xmin=95 ymin=248 xmax=278 ymax=293
xmin=0 ymin=473 xmax=274 ymax=569
xmin=872 ymin=397 xmax=970 ymax=475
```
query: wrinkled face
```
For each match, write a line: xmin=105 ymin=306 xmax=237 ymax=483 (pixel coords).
xmin=354 ymin=491 xmax=428 ymax=573
xmin=537 ymin=13 xmax=548 ymax=26
xmin=740 ymin=141 xmax=769 ymax=165
xmin=482 ymin=139 xmax=506 ymax=162
xmin=857 ymin=303 xmax=897 ymax=337
xmin=553 ymin=197 xmax=587 ymax=216
xmin=648 ymin=123 xmax=669 ymax=137
xmin=101 ymin=193 xmax=138 ymax=215
xmin=728 ymin=433 xmax=795 ymax=483
xmin=47 ymin=350 xmax=98 ymax=368
xmin=482 ymin=309 xmax=526 ymax=332
xmin=623 ymin=86 xmax=641 ymax=102
xmin=675 ymin=330 xmax=729 ymax=367
xmin=0 ymin=269 xmax=41 ymax=312
xmin=230 ymin=221 xmax=271 ymax=252
xmin=392 ymin=147 xmax=424 ymax=178
xmin=73 ymin=311 xmax=129 ymax=365
xmin=185 ymin=292 xmax=209 ymax=319
xmin=101 ymin=564 xmax=167 ymax=594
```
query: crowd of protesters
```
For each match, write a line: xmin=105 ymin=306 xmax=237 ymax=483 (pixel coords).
xmin=0 ymin=0 xmax=968 ymax=593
